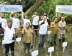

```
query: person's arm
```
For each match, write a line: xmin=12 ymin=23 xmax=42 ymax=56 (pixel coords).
xmin=22 ymin=28 xmax=25 ymax=34
xmin=39 ymin=21 xmax=45 ymax=26
xmin=31 ymin=28 xmax=34 ymax=46
xmin=12 ymin=29 xmax=16 ymax=40
xmin=21 ymin=12 xmax=24 ymax=21
xmin=41 ymin=16 xmax=43 ymax=19
xmin=5 ymin=19 xmax=7 ymax=27
xmin=58 ymin=21 xmax=62 ymax=29
xmin=31 ymin=28 xmax=34 ymax=33
xmin=38 ymin=16 xmax=39 ymax=24
xmin=50 ymin=23 xmax=55 ymax=28
xmin=32 ymin=15 xmax=36 ymax=18
xmin=13 ymin=29 xmax=15 ymax=37
xmin=10 ymin=13 xmax=13 ymax=20
xmin=65 ymin=21 xmax=66 ymax=29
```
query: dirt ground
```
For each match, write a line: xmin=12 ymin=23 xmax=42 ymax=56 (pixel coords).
xmin=0 ymin=25 xmax=72 ymax=56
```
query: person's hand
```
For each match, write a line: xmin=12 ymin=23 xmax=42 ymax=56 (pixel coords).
xmin=22 ymin=12 xmax=24 ymax=14
xmin=32 ymin=15 xmax=36 ymax=18
xmin=59 ymin=26 xmax=62 ymax=30
xmin=17 ymin=28 xmax=20 ymax=31
xmin=11 ymin=12 xmax=14 ymax=15
xmin=32 ymin=26 xmax=34 ymax=29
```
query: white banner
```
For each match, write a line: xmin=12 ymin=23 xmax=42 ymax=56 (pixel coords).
xmin=0 ymin=5 xmax=22 ymax=12
xmin=56 ymin=5 xmax=72 ymax=14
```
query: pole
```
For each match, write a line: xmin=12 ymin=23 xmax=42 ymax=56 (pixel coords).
xmin=63 ymin=47 xmax=65 ymax=53
xmin=56 ymin=12 xmax=57 ymax=17
xmin=50 ymin=52 xmax=52 ymax=56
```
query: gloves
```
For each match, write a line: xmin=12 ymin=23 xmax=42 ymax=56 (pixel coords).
xmin=41 ymin=21 xmax=45 ymax=25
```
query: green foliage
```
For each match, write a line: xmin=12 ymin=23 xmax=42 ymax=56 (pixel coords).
xmin=3 ymin=0 xmax=72 ymax=24
xmin=4 ymin=12 xmax=22 ymax=22
xmin=37 ymin=0 xmax=72 ymax=23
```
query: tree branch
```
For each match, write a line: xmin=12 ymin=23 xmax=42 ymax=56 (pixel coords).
xmin=24 ymin=0 xmax=44 ymax=15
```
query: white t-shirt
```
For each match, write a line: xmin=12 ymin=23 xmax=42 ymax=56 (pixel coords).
xmin=1 ymin=18 xmax=7 ymax=28
xmin=58 ymin=20 xmax=66 ymax=34
xmin=39 ymin=20 xmax=48 ymax=34
xmin=23 ymin=19 xmax=31 ymax=27
xmin=21 ymin=15 xmax=31 ymax=27
xmin=58 ymin=20 xmax=66 ymax=27
xmin=10 ymin=16 xmax=20 ymax=28
xmin=32 ymin=15 xmax=39 ymax=25
xmin=4 ymin=27 xmax=15 ymax=44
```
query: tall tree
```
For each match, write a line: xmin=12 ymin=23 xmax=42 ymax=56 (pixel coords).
xmin=24 ymin=0 xmax=44 ymax=15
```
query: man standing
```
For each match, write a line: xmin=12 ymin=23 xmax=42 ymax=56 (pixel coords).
xmin=39 ymin=15 xmax=48 ymax=48
xmin=1 ymin=13 xmax=7 ymax=28
xmin=10 ymin=13 xmax=20 ymax=30
xmin=58 ymin=16 xmax=66 ymax=43
xmin=0 ymin=21 xmax=15 ymax=56
xmin=50 ymin=17 xmax=59 ymax=46
xmin=10 ymin=13 xmax=20 ymax=38
xmin=22 ymin=12 xmax=31 ymax=28
xmin=32 ymin=11 xmax=39 ymax=36
xmin=41 ymin=12 xmax=50 ymax=26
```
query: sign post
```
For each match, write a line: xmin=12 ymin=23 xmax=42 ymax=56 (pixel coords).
xmin=31 ymin=50 xmax=38 ymax=56
xmin=48 ymin=46 xmax=54 ymax=56
xmin=56 ymin=5 xmax=72 ymax=14
xmin=0 ymin=5 xmax=22 ymax=12
xmin=62 ymin=42 xmax=68 ymax=53
xmin=16 ymin=37 xmax=21 ymax=44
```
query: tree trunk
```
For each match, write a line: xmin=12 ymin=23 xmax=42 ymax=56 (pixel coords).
xmin=24 ymin=0 xmax=44 ymax=15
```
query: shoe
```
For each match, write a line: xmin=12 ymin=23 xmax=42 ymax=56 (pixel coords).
xmin=5 ymin=53 xmax=8 ymax=56
xmin=11 ymin=51 xmax=14 ymax=56
xmin=54 ymin=41 xmax=56 ymax=45
xmin=50 ymin=42 xmax=53 ymax=46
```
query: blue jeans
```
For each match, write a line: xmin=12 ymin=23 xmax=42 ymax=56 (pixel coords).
xmin=39 ymin=34 xmax=46 ymax=48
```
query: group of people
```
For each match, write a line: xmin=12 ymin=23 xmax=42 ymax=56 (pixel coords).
xmin=0 ymin=11 xmax=66 ymax=56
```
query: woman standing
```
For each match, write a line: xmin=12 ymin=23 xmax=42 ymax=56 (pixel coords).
xmin=22 ymin=22 xmax=34 ymax=54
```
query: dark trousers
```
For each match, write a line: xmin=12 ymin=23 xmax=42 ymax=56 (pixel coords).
xmin=50 ymin=34 xmax=57 ymax=46
xmin=39 ymin=34 xmax=46 ymax=48
xmin=24 ymin=43 xmax=31 ymax=51
xmin=59 ymin=34 xmax=65 ymax=43
xmin=5 ymin=42 xmax=14 ymax=56
xmin=33 ymin=25 xmax=38 ymax=35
